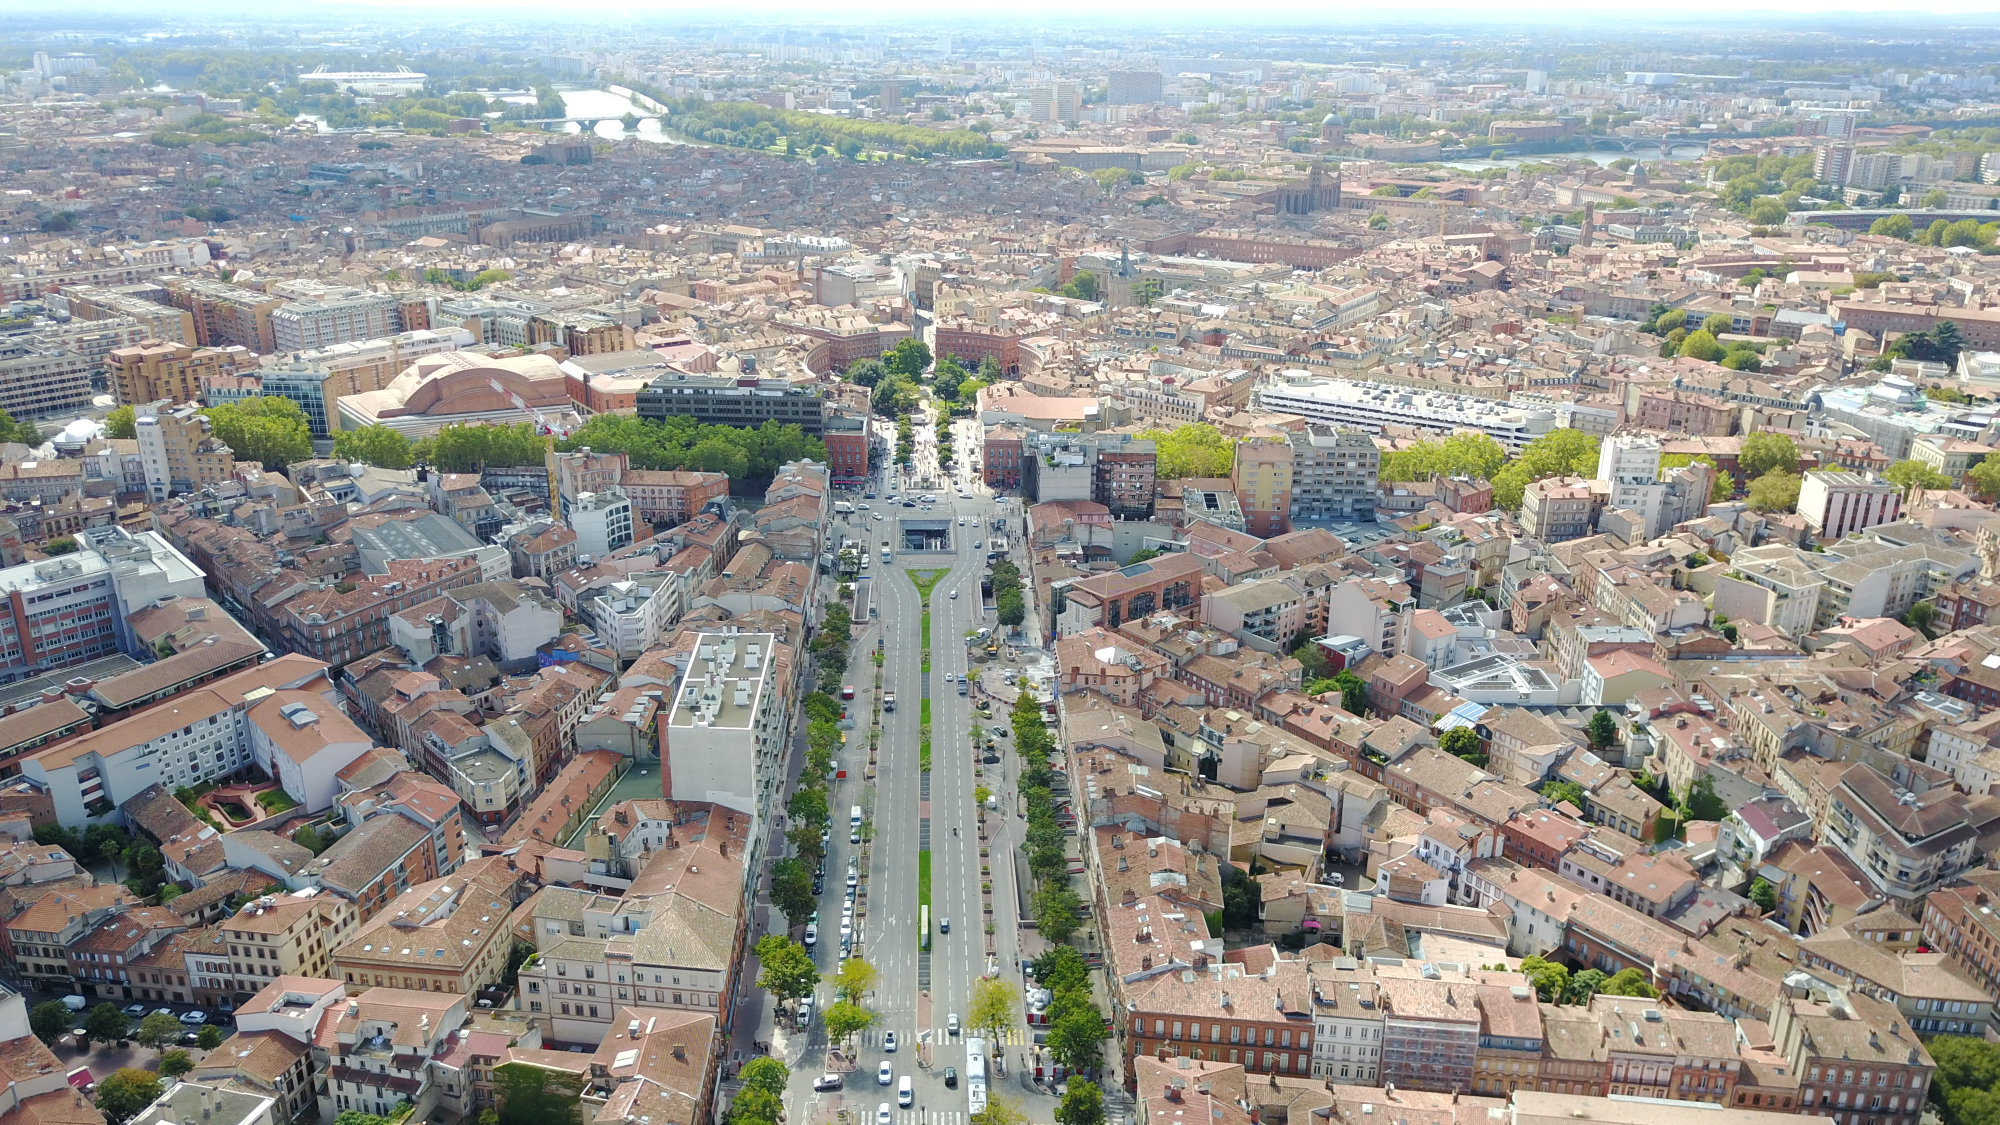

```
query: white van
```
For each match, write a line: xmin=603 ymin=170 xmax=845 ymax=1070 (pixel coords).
xmin=851 ymin=805 xmax=863 ymax=827
xmin=898 ymin=1076 xmax=913 ymax=1107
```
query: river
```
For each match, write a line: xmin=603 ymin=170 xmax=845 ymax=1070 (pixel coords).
xmin=1439 ymin=143 xmax=1711 ymax=171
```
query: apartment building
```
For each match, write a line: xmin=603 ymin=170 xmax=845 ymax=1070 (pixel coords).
xmin=515 ymin=800 xmax=750 ymax=1044
xmin=314 ymin=986 xmax=468 ymax=1122
xmin=1290 ymin=424 xmax=1380 ymax=524
xmin=568 ymin=488 xmax=635 ymax=560
xmin=1821 ymin=763 xmax=1999 ymax=909
xmin=1799 ymin=471 xmax=1902 ymax=541
xmin=59 ymin=284 xmax=198 ymax=344
xmin=620 ymin=470 xmax=729 ymax=528
xmin=110 ymin=340 xmax=251 ymax=407
xmin=635 ymin=373 xmax=826 ymax=434
xmin=332 ymin=856 xmax=519 ymax=996
xmin=661 ymin=632 xmax=789 ymax=837
xmin=166 ymin=277 xmax=284 ymax=353
xmin=270 ymin=291 xmax=403 ymax=354
xmin=2 ymin=885 xmax=136 ymax=989
xmin=1124 ymin=958 xmax=1314 ymax=1076
xmin=1796 ymin=914 xmax=1993 ymax=1038
xmin=1772 ymin=992 xmax=1932 ymax=1125
xmin=22 ymin=655 xmax=342 ymax=824
xmin=1521 ymin=478 xmax=1597 ymax=544
xmin=68 ymin=904 xmax=191 ymax=1004
xmin=1308 ymin=963 xmax=1382 ymax=1083
xmin=1474 ymin=984 xmax=1543 ymax=1097
xmin=209 ymin=892 xmax=360 ymax=1004
xmin=1257 ymin=376 xmax=1558 ymax=451
xmin=1232 ymin=435 xmax=1294 ymax=538
xmin=0 ymin=526 xmax=206 ymax=684
xmin=272 ymin=555 xmax=485 ymax=667
xmin=280 ymin=773 xmax=467 ymax=921
xmin=1377 ymin=975 xmax=1480 ymax=1093
xmin=136 ymin=402 xmax=237 ymax=504
xmin=1055 ymin=553 xmax=1205 ymax=636
xmin=505 ymin=521 xmax=578 ymax=580
xmin=194 ymin=977 xmax=346 ymax=1124
xmin=0 ymin=343 xmax=93 ymax=421
xmin=1094 ymin=438 xmax=1158 ymax=520
xmin=1919 ymin=872 xmax=2000 ymax=1010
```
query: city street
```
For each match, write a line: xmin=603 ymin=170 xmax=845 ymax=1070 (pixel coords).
xmin=782 ymin=400 xmax=1047 ymax=1125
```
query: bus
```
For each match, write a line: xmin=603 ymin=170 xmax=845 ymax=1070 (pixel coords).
xmin=965 ymin=1037 xmax=988 ymax=1115
xmin=919 ymin=905 xmax=931 ymax=953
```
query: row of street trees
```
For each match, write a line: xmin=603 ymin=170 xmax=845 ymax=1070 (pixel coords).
xmin=1012 ymin=692 xmax=1083 ymax=942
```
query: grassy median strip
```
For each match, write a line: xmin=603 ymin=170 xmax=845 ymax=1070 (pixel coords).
xmin=918 ymin=849 xmax=932 ymax=910
xmin=907 ymin=569 xmax=948 ymax=675
xmin=920 ymin=697 xmax=933 ymax=772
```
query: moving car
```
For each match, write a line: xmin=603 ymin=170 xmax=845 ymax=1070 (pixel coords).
xmin=814 ymin=1075 xmax=844 ymax=1092
xmin=878 ymin=1106 xmax=892 ymax=1125
xmin=939 ymin=918 xmax=950 ymax=933
xmin=950 ymin=590 xmax=958 ymax=599
xmin=944 ymin=1067 xmax=958 ymax=1088
xmin=898 ymin=1076 xmax=913 ymax=1108
xmin=878 ymin=1063 xmax=894 ymax=1085
xmin=948 ymin=1013 xmax=960 ymax=1035
xmin=884 ymin=1031 xmax=897 ymax=1052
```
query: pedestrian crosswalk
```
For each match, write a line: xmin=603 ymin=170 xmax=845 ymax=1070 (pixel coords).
xmin=859 ymin=1026 xmax=1032 ymax=1048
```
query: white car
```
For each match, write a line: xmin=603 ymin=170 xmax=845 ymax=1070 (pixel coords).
xmin=950 ymin=590 xmax=958 ymax=599
xmin=804 ymin=924 xmax=819 ymax=946
xmin=878 ymin=1106 xmax=892 ymax=1125
xmin=948 ymin=1013 xmax=960 ymax=1036
xmin=884 ymin=1030 xmax=898 ymax=1052
xmin=957 ymin=517 xmax=967 ymax=526
xmin=878 ymin=1062 xmax=894 ymax=1085
xmin=178 ymin=1010 xmax=207 ymax=1025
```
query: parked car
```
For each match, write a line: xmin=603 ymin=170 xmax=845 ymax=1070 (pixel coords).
xmin=813 ymin=1075 xmax=844 ymax=1092
xmin=177 ymin=1010 xmax=207 ymax=1025
xmin=121 ymin=1004 xmax=145 ymax=1017
xmin=804 ymin=924 xmax=819 ymax=947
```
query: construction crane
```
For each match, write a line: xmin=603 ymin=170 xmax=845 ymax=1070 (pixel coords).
xmin=488 ymin=378 xmax=573 ymax=439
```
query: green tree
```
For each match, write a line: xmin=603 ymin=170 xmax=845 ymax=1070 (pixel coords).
xmin=1701 ymin=313 xmax=1734 ymax=337
xmin=1652 ymin=309 xmax=1688 ymax=334
xmin=28 ymin=1001 xmax=72 ymax=1045
xmin=159 ymin=1050 xmax=195 ymax=1078
xmin=494 ymin=1062 xmax=583 ymax=1125
xmin=1490 ymin=429 xmax=1601 ymax=511
xmin=105 ymin=405 xmax=137 ymax=440
xmin=1332 ymin=670 xmax=1367 ymax=716
xmin=1682 ymin=775 xmax=1729 ymax=822
xmin=1747 ymin=470 xmax=1802 ymax=513
xmin=196 ymin=1024 xmax=225 ymax=1049
xmin=1439 ymin=726 xmax=1486 ymax=766
xmin=333 ymin=424 xmax=416 ymax=469
xmin=727 ymin=1088 xmax=782 ymax=1125
xmin=94 ymin=1069 xmax=164 ymax=1124
xmin=1883 ymin=459 xmax=1953 ymax=493
xmin=974 ymin=1094 xmax=1031 ymax=1125
xmin=1034 ymin=883 xmax=1084 ymax=942
xmin=137 ymin=1012 xmax=182 ymax=1051
xmin=1601 ymin=968 xmax=1658 ymax=998
xmin=1047 ymin=1007 xmax=1109 ymax=1074
xmin=967 ymin=976 xmax=1020 ymax=1041
xmin=1562 ymin=969 xmax=1609 ymax=1004
xmin=200 ymin=397 xmax=314 ymax=470
xmin=1587 ymin=710 xmax=1618 ymax=750
xmin=1747 ymin=877 xmax=1778 ymax=914
xmin=832 ymin=955 xmax=878 ymax=1005
xmin=823 ymin=1000 xmax=876 ymax=1046
xmin=1542 ymin=780 xmax=1587 ymax=810
xmin=1519 ymin=955 xmax=1570 ymax=1003
xmin=1059 ymin=270 xmax=1100 ymax=302
xmin=770 ymin=858 xmax=816 ymax=929
xmin=753 ymin=934 xmax=819 ymax=1004
xmin=1133 ymin=278 xmax=1165 ymax=307
xmin=1134 ymin=423 xmax=1236 ymax=479
xmin=1924 ymin=188 xmax=1951 ymax=209
xmin=882 ymin=337 xmax=934 ymax=379
xmin=83 ymin=1003 xmax=131 ymax=1045
xmin=1869 ymin=214 xmax=1914 ymax=240
xmin=1677 ymin=329 xmax=1726 ymax=362
xmin=738 ymin=1058 xmax=789 ymax=1100
xmin=1748 ymin=198 xmax=1788 ymax=226
xmin=1739 ymin=433 xmax=1800 ymax=480
xmin=1057 ymin=1081 xmax=1105 ymax=1125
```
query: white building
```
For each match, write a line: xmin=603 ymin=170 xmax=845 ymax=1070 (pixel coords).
xmin=270 ymin=291 xmax=403 ymax=353
xmin=21 ymin=655 xmax=338 ymax=825
xmin=245 ymin=690 xmax=378 ymax=812
xmin=129 ymin=1083 xmax=275 ymax=1125
xmin=0 ymin=528 xmax=205 ymax=679
xmin=567 ymin=487 xmax=635 ymax=560
xmin=662 ymin=632 xmax=786 ymax=820
xmin=1256 ymin=374 xmax=1557 ymax=451
xmin=1310 ymin=968 xmax=1384 ymax=1082
xmin=1595 ymin=434 xmax=1668 ymax=537
xmin=1798 ymin=469 xmax=1902 ymax=541
xmin=582 ymin=576 xmax=679 ymax=661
